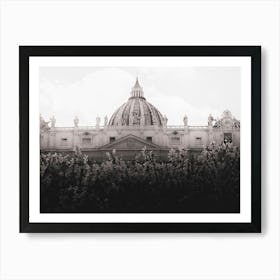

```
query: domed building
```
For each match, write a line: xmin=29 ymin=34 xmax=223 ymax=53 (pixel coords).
xmin=108 ymin=78 xmax=165 ymax=127
xmin=40 ymin=78 xmax=240 ymax=161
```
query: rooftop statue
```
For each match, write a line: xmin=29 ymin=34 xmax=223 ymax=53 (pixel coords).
xmin=163 ymin=115 xmax=168 ymax=126
xmin=40 ymin=115 xmax=49 ymax=131
xmin=104 ymin=115 xmax=108 ymax=126
xmin=50 ymin=116 xmax=56 ymax=128
xmin=74 ymin=116 xmax=79 ymax=127
xmin=208 ymin=114 xmax=214 ymax=126
xmin=96 ymin=116 xmax=101 ymax=127
xmin=183 ymin=114 xmax=188 ymax=126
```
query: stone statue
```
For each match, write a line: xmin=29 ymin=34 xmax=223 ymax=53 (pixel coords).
xmin=163 ymin=115 xmax=168 ymax=126
xmin=50 ymin=116 xmax=56 ymax=128
xmin=222 ymin=110 xmax=232 ymax=119
xmin=40 ymin=115 xmax=49 ymax=130
xmin=183 ymin=114 xmax=188 ymax=126
xmin=96 ymin=116 xmax=101 ymax=127
xmin=104 ymin=115 xmax=108 ymax=126
xmin=214 ymin=118 xmax=221 ymax=128
xmin=40 ymin=114 xmax=45 ymax=128
xmin=40 ymin=114 xmax=44 ymax=124
xmin=74 ymin=116 xmax=79 ymax=127
xmin=208 ymin=114 xmax=214 ymax=126
xmin=233 ymin=119 xmax=240 ymax=129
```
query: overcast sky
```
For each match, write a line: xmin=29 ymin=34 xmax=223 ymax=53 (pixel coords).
xmin=40 ymin=67 xmax=240 ymax=126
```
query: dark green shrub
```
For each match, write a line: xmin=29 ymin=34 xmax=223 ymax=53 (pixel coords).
xmin=40 ymin=143 xmax=240 ymax=213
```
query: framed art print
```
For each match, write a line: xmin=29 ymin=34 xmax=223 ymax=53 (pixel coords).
xmin=20 ymin=46 xmax=261 ymax=233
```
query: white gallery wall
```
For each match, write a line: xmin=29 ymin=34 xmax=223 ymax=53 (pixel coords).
xmin=0 ymin=0 xmax=279 ymax=279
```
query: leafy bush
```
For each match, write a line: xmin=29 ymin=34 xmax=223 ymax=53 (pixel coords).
xmin=40 ymin=143 xmax=240 ymax=213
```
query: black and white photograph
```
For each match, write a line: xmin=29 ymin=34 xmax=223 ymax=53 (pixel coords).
xmin=20 ymin=46 xmax=261 ymax=232
xmin=40 ymin=67 xmax=241 ymax=213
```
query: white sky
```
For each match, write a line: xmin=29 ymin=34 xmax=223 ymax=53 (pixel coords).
xmin=40 ymin=67 xmax=240 ymax=126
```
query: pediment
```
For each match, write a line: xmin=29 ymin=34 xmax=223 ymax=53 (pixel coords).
xmin=99 ymin=134 xmax=162 ymax=150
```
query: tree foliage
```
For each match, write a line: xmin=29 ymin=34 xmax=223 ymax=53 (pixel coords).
xmin=40 ymin=143 xmax=240 ymax=213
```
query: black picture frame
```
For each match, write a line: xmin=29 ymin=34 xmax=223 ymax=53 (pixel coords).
xmin=20 ymin=46 xmax=261 ymax=233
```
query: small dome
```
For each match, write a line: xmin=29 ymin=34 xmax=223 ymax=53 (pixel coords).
xmin=108 ymin=78 xmax=165 ymax=126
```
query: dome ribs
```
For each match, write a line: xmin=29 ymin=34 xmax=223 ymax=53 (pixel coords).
xmin=143 ymin=102 xmax=153 ymax=125
xmin=109 ymin=102 xmax=126 ymax=126
xmin=128 ymin=98 xmax=136 ymax=126
xmin=139 ymin=99 xmax=145 ymax=126
xmin=153 ymin=104 xmax=164 ymax=126
xmin=108 ymin=78 xmax=164 ymax=127
xmin=121 ymin=99 xmax=132 ymax=125
xmin=145 ymin=101 xmax=157 ymax=125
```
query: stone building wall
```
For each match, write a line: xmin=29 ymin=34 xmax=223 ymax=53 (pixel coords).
xmin=40 ymin=116 xmax=240 ymax=161
xmin=40 ymin=80 xmax=240 ymax=160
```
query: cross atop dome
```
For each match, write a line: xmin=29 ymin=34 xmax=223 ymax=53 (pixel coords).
xmin=130 ymin=77 xmax=145 ymax=99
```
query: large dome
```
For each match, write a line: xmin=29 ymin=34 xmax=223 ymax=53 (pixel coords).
xmin=108 ymin=78 xmax=165 ymax=126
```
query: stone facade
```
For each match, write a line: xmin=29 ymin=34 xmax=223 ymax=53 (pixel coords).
xmin=40 ymin=78 xmax=240 ymax=161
